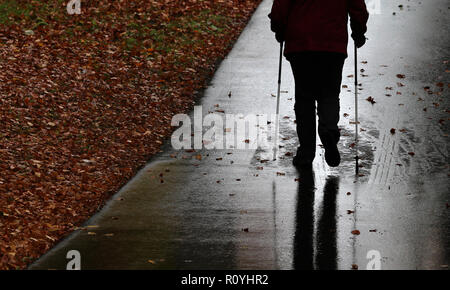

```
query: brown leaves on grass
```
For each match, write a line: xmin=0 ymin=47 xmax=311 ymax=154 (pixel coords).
xmin=0 ymin=0 xmax=262 ymax=269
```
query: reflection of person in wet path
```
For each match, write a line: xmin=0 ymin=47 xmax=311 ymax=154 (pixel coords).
xmin=293 ymin=168 xmax=315 ymax=269
xmin=316 ymin=176 xmax=338 ymax=270
xmin=293 ymin=168 xmax=339 ymax=270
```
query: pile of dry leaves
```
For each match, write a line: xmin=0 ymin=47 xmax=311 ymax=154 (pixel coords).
xmin=0 ymin=0 xmax=261 ymax=269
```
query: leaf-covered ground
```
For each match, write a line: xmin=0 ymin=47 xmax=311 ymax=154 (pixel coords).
xmin=0 ymin=0 xmax=261 ymax=269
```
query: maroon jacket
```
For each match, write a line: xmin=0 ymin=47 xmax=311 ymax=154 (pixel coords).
xmin=270 ymin=0 xmax=369 ymax=57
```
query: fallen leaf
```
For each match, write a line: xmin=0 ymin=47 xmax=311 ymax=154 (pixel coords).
xmin=366 ymin=96 xmax=376 ymax=104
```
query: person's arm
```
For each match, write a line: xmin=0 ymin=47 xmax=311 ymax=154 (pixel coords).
xmin=348 ymin=0 xmax=369 ymax=48
xmin=269 ymin=0 xmax=292 ymax=42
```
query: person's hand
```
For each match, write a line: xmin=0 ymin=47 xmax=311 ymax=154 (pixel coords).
xmin=352 ymin=34 xmax=366 ymax=48
xmin=275 ymin=31 xmax=284 ymax=43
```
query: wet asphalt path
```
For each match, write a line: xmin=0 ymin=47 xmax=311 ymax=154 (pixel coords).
xmin=30 ymin=0 xmax=449 ymax=270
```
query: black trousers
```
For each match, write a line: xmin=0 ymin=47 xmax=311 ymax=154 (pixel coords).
xmin=288 ymin=52 xmax=345 ymax=161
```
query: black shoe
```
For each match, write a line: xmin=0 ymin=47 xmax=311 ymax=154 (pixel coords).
xmin=293 ymin=151 xmax=313 ymax=169
xmin=324 ymin=143 xmax=340 ymax=167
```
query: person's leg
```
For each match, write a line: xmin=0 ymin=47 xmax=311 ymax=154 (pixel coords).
xmin=289 ymin=53 xmax=317 ymax=166
xmin=316 ymin=53 xmax=345 ymax=167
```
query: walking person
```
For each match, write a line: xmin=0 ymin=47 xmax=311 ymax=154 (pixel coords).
xmin=269 ymin=0 xmax=369 ymax=168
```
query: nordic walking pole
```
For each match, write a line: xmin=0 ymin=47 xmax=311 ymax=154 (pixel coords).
xmin=354 ymin=43 xmax=359 ymax=175
xmin=273 ymin=41 xmax=284 ymax=160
